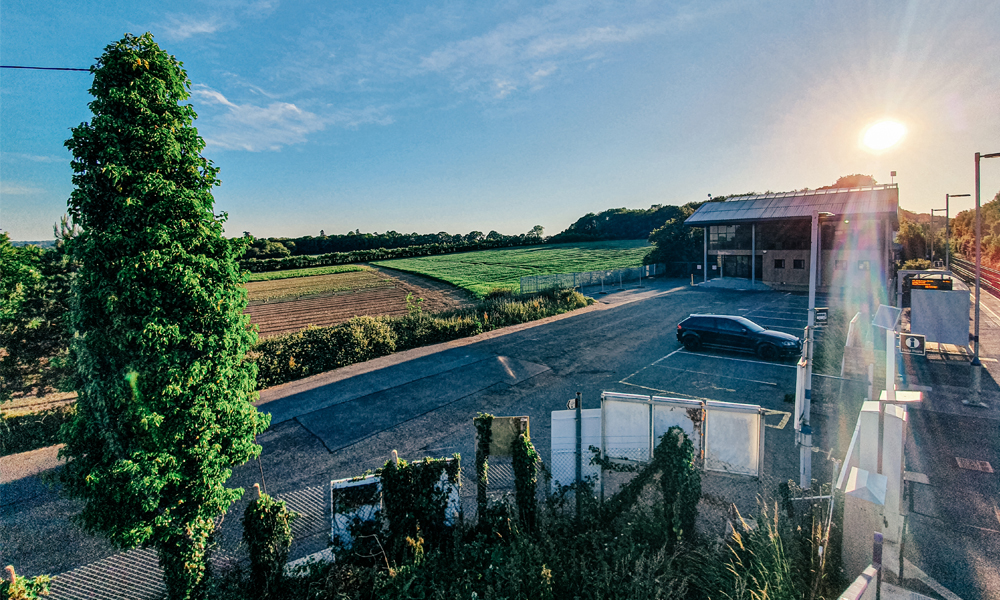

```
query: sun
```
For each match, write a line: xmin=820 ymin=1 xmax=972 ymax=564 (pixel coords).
xmin=862 ymin=120 xmax=906 ymax=151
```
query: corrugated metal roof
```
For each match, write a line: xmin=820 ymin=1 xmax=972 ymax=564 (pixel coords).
xmin=685 ymin=185 xmax=899 ymax=227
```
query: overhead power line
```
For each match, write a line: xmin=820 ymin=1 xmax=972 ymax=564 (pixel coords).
xmin=1 ymin=65 xmax=90 ymax=72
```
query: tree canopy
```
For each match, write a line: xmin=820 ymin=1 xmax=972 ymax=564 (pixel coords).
xmin=59 ymin=32 xmax=269 ymax=599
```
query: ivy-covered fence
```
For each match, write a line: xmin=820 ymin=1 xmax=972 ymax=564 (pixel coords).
xmin=329 ymin=454 xmax=462 ymax=565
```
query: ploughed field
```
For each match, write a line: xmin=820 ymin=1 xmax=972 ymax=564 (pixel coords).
xmin=245 ymin=266 xmax=474 ymax=338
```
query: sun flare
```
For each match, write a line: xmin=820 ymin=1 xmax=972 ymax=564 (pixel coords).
xmin=862 ymin=120 xmax=906 ymax=151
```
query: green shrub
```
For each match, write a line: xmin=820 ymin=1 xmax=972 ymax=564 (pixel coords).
xmin=0 ymin=405 xmax=74 ymax=456
xmin=0 ymin=567 xmax=52 ymax=599
xmin=242 ymin=487 xmax=296 ymax=598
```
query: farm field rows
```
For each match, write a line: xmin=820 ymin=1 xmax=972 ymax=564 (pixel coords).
xmin=245 ymin=268 xmax=393 ymax=303
xmin=246 ymin=264 xmax=364 ymax=282
xmin=371 ymin=240 xmax=652 ymax=296
xmin=245 ymin=265 xmax=475 ymax=337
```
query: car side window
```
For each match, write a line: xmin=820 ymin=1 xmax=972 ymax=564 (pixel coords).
xmin=716 ymin=319 xmax=743 ymax=333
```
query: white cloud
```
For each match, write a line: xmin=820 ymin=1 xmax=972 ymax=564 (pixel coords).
xmin=160 ymin=15 xmax=223 ymax=41
xmin=1 ymin=152 xmax=64 ymax=163
xmin=415 ymin=3 xmax=679 ymax=101
xmin=1 ymin=182 xmax=44 ymax=195
xmin=191 ymin=85 xmax=391 ymax=151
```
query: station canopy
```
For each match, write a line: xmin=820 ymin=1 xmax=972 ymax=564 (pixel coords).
xmin=685 ymin=185 xmax=899 ymax=227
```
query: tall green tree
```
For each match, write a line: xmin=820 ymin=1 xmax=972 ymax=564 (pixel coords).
xmin=0 ymin=230 xmax=76 ymax=403
xmin=59 ymin=33 xmax=269 ymax=599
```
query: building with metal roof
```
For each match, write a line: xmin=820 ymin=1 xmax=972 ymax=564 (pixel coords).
xmin=685 ymin=185 xmax=899 ymax=297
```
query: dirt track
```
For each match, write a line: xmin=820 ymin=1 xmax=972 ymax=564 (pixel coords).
xmin=245 ymin=265 xmax=475 ymax=338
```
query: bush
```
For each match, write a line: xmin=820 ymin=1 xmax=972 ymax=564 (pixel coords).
xmin=901 ymin=258 xmax=931 ymax=270
xmin=242 ymin=487 xmax=296 ymax=598
xmin=0 ymin=405 xmax=74 ymax=456
xmin=0 ymin=567 xmax=52 ymax=600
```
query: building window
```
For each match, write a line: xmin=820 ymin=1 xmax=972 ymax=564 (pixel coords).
xmin=858 ymin=261 xmax=870 ymax=271
xmin=793 ymin=259 xmax=805 ymax=269
xmin=709 ymin=225 xmax=737 ymax=250
xmin=774 ymin=259 xmax=785 ymax=269
xmin=835 ymin=260 xmax=848 ymax=270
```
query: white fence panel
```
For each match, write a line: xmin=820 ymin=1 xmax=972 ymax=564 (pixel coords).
xmin=330 ymin=475 xmax=382 ymax=549
xmin=652 ymin=396 xmax=704 ymax=449
xmin=704 ymin=401 xmax=763 ymax=476
xmin=550 ymin=408 xmax=602 ymax=492
xmin=602 ymin=392 xmax=653 ymax=463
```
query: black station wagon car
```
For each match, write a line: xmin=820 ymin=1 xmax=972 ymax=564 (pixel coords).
xmin=676 ymin=314 xmax=801 ymax=360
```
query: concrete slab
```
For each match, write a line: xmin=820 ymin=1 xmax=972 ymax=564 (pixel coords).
xmin=296 ymin=356 xmax=549 ymax=452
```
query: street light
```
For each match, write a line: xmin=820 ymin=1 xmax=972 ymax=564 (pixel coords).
xmin=973 ymin=152 xmax=1000 ymax=374
xmin=945 ymin=193 xmax=970 ymax=271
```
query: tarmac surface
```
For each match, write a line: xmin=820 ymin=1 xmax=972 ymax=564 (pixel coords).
xmin=2 ymin=275 xmax=998 ymax=600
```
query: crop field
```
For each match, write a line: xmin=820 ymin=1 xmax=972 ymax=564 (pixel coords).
xmin=246 ymin=264 xmax=364 ymax=282
xmin=371 ymin=240 xmax=652 ymax=297
xmin=245 ymin=268 xmax=393 ymax=303
xmin=244 ymin=266 xmax=474 ymax=337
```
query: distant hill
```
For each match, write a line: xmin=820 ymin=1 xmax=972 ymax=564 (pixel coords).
xmin=548 ymin=205 xmax=689 ymax=243
xmin=11 ymin=239 xmax=57 ymax=249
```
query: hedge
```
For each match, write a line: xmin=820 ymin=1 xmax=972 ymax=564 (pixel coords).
xmin=0 ymin=405 xmax=75 ymax=457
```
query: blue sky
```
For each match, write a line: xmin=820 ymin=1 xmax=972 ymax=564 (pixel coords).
xmin=2 ymin=0 xmax=999 ymax=241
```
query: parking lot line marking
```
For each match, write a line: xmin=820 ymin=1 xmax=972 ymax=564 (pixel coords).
xmin=618 ymin=381 xmax=713 ymax=401
xmin=763 ymin=409 xmax=791 ymax=429
xmin=672 ymin=351 xmax=852 ymax=381
xmin=652 ymin=347 xmax=686 ymax=365
xmin=654 ymin=364 xmax=778 ymax=386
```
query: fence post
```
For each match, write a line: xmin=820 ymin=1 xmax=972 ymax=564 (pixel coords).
xmin=575 ymin=391 xmax=582 ymax=523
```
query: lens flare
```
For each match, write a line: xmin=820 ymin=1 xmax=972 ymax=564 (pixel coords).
xmin=862 ymin=120 xmax=906 ymax=151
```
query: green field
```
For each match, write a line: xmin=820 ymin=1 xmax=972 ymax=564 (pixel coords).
xmin=246 ymin=264 xmax=365 ymax=282
xmin=372 ymin=240 xmax=652 ymax=297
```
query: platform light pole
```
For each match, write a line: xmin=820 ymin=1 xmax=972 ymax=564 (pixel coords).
xmin=797 ymin=209 xmax=833 ymax=488
xmin=972 ymin=152 xmax=1000 ymax=401
xmin=945 ymin=193 xmax=970 ymax=271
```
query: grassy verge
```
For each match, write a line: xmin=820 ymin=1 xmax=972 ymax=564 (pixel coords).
xmin=246 ymin=264 xmax=366 ymax=282
xmin=372 ymin=240 xmax=651 ymax=297
xmin=253 ymin=288 xmax=593 ymax=389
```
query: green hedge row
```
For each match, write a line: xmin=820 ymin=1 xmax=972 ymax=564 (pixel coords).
xmin=253 ymin=288 xmax=591 ymax=389
xmin=240 ymin=238 xmax=545 ymax=273
xmin=0 ymin=405 xmax=75 ymax=457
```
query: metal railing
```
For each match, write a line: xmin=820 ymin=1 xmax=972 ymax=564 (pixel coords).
xmin=519 ymin=264 xmax=665 ymax=294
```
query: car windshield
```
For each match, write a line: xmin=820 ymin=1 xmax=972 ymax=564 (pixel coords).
xmin=733 ymin=316 xmax=766 ymax=332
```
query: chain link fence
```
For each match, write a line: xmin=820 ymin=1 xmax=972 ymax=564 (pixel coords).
xmin=519 ymin=264 xmax=666 ymax=294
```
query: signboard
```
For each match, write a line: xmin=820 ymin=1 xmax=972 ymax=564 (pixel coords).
xmin=814 ymin=307 xmax=828 ymax=327
xmin=910 ymin=278 xmax=952 ymax=291
xmin=900 ymin=333 xmax=926 ymax=356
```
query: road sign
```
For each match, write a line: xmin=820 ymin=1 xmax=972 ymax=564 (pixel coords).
xmin=901 ymin=333 xmax=926 ymax=356
xmin=814 ymin=307 xmax=828 ymax=327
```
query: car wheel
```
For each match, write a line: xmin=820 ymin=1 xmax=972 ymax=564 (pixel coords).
xmin=683 ymin=335 xmax=701 ymax=351
xmin=758 ymin=344 xmax=778 ymax=361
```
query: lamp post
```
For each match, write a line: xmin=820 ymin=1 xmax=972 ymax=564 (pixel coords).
xmin=972 ymin=152 xmax=1000 ymax=378
xmin=945 ymin=193 xmax=970 ymax=271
